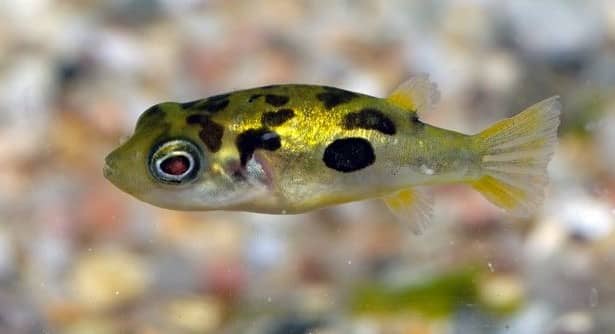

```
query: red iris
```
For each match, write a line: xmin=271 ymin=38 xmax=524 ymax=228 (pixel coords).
xmin=160 ymin=155 xmax=190 ymax=175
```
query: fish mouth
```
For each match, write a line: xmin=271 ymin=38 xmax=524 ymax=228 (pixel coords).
xmin=103 ymin=163 xmax=113 ymax=179
xmin=103 ymin=155 xmax=116 ymax=180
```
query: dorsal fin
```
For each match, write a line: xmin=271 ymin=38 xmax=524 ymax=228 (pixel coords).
xmin=386 ymin=75 xmax=440 ymax=114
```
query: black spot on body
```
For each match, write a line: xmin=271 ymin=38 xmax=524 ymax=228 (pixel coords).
xmin=261 ymin=84 xmax=280 ymax=90
xmin=316 ymin=87 xmax=359 ymax=109
xmin=343 ymin=108 xmax=396 ymax=135
xmin=323 ymin=137 xmax=375 ymax=172
xmin=265 ymin=94 xmax=290 ymax=107
xmin=208 ymin=93 xmax=230 ymax=102
xmin=248 ymin=94 xmax=262 ymax=102
xmin=201 ymin=99 xmax=229 ymax=113
xmin=180 ymin=99 xmax=203 ymax=110
xmin=197 ymin=93 xmax=230 ymax=113
xmin=261 ymin=109 xmax=295 ymax=127
xmin=236 ymin=128 xmax=281 ymax=166
xmin=186 ymin=115 xmax=224 ymax=152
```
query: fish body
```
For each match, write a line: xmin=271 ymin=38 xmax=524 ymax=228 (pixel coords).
xmin=104 ymin=76 xmax=560 ymax=232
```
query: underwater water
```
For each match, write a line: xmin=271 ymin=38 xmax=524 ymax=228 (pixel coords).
xmin=1 ymin=1 xmax=614 ymax=333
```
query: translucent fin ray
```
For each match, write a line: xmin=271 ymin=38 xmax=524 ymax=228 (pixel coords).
xmin=383 ymin=187 xmax=433 ymax=234
xmin=386 ymin=74 xmax=440 ymax=114
xmin=471 ymin=97 xmax=561 ymax=217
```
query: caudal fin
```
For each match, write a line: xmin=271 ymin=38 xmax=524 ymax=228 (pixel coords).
xmin=471 ymin=97 xmax=561 ymax=216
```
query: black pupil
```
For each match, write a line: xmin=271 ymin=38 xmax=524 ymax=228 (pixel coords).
xmin=160 ymin=155 xmax=190 ymax=176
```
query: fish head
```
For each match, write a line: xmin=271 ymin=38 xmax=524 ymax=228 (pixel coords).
xmin=104 ymin=102 xmax=269 ymax=211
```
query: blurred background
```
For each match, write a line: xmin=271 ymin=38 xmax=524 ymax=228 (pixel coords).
xmin=1 ymin=1 xmax=614 ymax=333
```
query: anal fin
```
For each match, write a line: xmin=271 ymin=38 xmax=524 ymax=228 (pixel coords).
xmin=383 ymin=188 xmax=433 ymax=234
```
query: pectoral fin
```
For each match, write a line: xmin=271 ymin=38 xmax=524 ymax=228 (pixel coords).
xmin=383 ymin=188 xmax=433 ymax=234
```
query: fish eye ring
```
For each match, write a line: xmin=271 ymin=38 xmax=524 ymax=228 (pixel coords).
xmin=149 ymin=139 xmax=202 ymax=184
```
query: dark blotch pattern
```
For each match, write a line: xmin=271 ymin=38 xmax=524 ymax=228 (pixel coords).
xmin=261 ymin=108 xmax=295 ymax=127
xmin=323 ymin=137 xmax=375 ymax=173
xmin=136 ymin=105 xmax=164 ymax=128
xmin=236 ymin=128 xmax=281 ymax=166
xmin=265 ymin=94 xmax=290 ymax=107
xmin=180 ymin=99 xmax=203 ymax=110
xmin=343 ymin=108 xmax=396 ymax=135
xmin=198 ymin=93 xmax=230 ymax=113
xmin=208 ymin=93 xmax=230 ymax=102
xmin=186 ymin=115 xmax=225 ymax=152
xmin=316 ymin=87 xmax=359 ymax=109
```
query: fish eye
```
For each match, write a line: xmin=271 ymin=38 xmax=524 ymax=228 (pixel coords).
xmin=149 ymin=139 xmax=203 ymax=184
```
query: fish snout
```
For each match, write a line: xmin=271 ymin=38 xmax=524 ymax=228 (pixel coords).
xmin=103 ymin=154 xmax=116 ymax=180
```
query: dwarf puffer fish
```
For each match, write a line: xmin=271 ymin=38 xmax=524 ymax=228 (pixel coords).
xmin=104 ymin=76 xmax=560 ymax=232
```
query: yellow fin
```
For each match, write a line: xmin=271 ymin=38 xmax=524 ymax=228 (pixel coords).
xmin=471 ymin=97 xmax=561 ymax=216
xmin=383 ymin=188 xmax=433 ymax=234
xmin=386 ymin=74 xmax=440 ymax=113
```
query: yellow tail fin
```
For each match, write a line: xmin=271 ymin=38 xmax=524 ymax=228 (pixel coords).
xmin=471 ymin=97 xmax=561 ymax=216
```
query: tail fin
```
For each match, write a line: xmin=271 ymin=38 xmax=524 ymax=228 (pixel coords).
xmin=471 ymin=97 xmax=561 ymax=217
